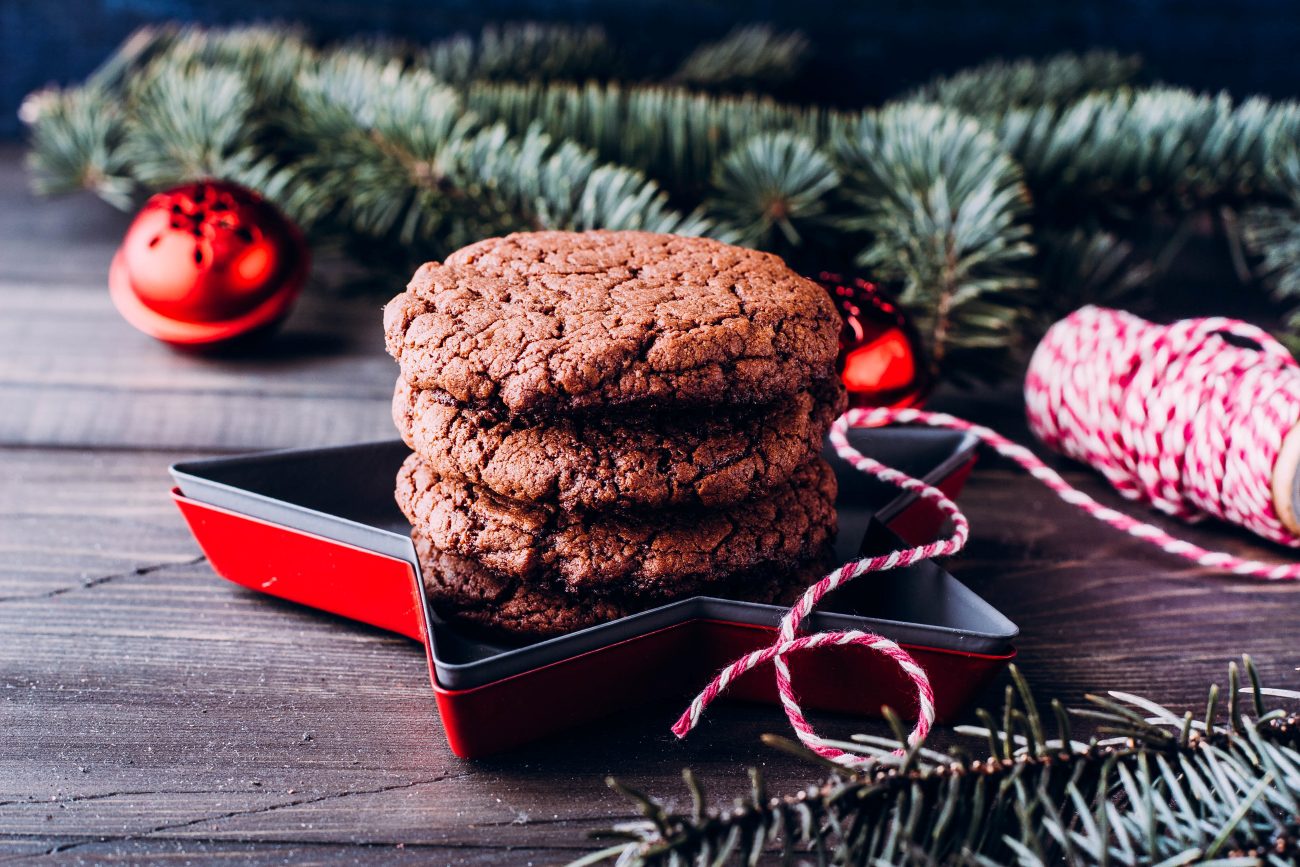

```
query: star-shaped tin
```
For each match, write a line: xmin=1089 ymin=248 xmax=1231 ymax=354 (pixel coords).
xmin=170 ymin=427 xmax=1017 ymax=758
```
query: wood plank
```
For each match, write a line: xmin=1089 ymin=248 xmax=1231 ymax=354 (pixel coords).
xmin=0 ymin=447 xmax=202 ymax=599
xmin=0 ymin=145 xmax=127 ymax=287
xmin=0 ymin=838 xmax=599 ymax=864
xmin=0 ymin=446 xmax=853 ymax=861
xmin=7 ymin=143 xmax=1300 ymax=862
xmin=0 ymin=143 xmax=400 ymax=453
xmin=5 ymin=442 xmax=1300 ymax=861
xmin=956 ymin=467 xmax=1300 ymax=699
xmin=0 ymin=282 xmax=401 ymax=452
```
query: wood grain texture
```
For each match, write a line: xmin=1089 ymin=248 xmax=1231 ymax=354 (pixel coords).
xmin=0 ymin=146 xmax=397 ymax=453
xmin=4 ymin=142 xmax=1300 ymax=863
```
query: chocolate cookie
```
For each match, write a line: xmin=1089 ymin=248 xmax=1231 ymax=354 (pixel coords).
xmin=413 ymin=530 xmax=821 ymax=637
xmin=383 ymin=231 xmax=841 ymax=418
xmin=393 ymin=376 xmax=845 ymax=510
xmin=395 ymin=454 xmax=838 ymax=594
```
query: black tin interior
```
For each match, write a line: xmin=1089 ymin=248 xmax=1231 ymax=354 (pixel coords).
xmin=172 ymin=428 xmax=1017 ymax=690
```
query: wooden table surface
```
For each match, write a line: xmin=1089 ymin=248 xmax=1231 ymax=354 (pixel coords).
xmin=4 ymin=143 xmax=1300 ymax=865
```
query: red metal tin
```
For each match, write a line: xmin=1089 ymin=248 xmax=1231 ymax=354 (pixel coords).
xmin=171 ymin=430 xmax=1016 ymax=759
xmin=427 ymin=619 xmax=1011 ymax=758
xmin=173 ymin=493 xmax=426 ymax=641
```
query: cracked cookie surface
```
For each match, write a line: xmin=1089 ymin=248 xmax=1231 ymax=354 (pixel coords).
xmin=383 ymin=231 xmax=841 ymax=417
xmin=394 ymin=376 xmax=846 ymax=510
xmin=396 ymin=453 xmax=837 ymax=594
xmin=413 ymin=529 xmax=821 ymax=637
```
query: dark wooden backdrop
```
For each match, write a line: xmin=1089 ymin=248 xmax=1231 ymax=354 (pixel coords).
xmin=3 ymin=142 xmax=1300 ymax=863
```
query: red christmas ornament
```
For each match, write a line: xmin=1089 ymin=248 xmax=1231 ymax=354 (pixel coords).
xmin=109 ymin=181 xmax=308 ymax=346
xmin=819 ymin=273 xmax=929 ymax=409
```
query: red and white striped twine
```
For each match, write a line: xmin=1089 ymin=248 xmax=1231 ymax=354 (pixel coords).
xmin=673 ymin=305 xmax=1300 ymax=765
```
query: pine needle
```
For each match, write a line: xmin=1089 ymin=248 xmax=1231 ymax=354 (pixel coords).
xmin=591 ymin=662 xmax=1300 ymax=865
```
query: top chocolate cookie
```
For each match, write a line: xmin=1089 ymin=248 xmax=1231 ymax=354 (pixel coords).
xmin=383 ymin=231 xmax=841 ymax=417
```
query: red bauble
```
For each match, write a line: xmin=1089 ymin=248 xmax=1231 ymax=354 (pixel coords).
xmin=109 ymin=181 xmax=308 ymax=346
xmin=819 ymin=273 xmax=929 ymax=409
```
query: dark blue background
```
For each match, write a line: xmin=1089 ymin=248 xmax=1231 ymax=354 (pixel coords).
xmin=4 ymin=0 xmax=1299 ymax=138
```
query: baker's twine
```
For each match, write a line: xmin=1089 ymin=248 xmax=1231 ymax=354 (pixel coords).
xmin=672 ymin=306 xmax=1300 ymax=766
xmin=1026 ymin=305 xmax=1300 ymax=572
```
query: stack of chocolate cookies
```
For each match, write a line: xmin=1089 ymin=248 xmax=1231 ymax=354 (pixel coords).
xmin=384 ymin=231 xmax=846 ymax=637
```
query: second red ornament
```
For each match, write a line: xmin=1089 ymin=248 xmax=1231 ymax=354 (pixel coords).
xmin=818 ymin=273 xmax=929 ymax=409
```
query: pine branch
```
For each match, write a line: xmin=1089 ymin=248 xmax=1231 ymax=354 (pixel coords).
xmin=274 ymin=49 xmax=706 ymax=264
xmin=1034 ymin=227 xmax=1156 ymax=322
xmin=1243 ymin=146 xmax=1300 ymax=334
xmin=19 ymin=28 xmax=704 ymax=275
xmin=147 ymin=24 xmax=313 ymax=99
xmin=20 ymin=24 xmax=314 ymax=210
xmin=464 ymin=79 xmax=835 ymax=198
xmin=834 ymin=104 xmax=1037 ymax=383
xmin=705 ymin=131 xmax=840 ymax=250
xmin=590 ymin=659 xmax=1300 ymax=866
xmin=997 ymin=88 xmax=1300 ymax=217
xmin=20 ymin=85 xmax=134 ymax=209
xmin=120 ymin=62 xmax=262 ymax=187
xmin=909 ymin=50 xmax=1142 ymax=116
xmin=81 ymin=23 xmax=182 ymax=93
xmin=23 ymin=26 xmax=1300 ymax=377
xmin=425 ymin=22 xmax=617 ymax=84
xmin=672 ymin=25 xmax=811 ymax=91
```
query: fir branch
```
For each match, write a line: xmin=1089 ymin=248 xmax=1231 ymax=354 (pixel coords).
xmin=20 ymin=85 xmax=134 ymax=209
xmin=275 ymin=49 xmax=706 ymax=261
xmin=1243 ymin=146 xmax=1300 ymax=333
xmin=19 ymin=26 xmax=703 ymax=271
xmin=590 ymin=660 xmax=1300 ymax=866
xmin=440 ymin=124 xmax=711 ymax=240
xmin=119 ymin=62 xmax=264 ymax=188
xmin=1035 ymin=227 xmax=1156 ymax=321
xmin=277 ymin=50 xmax=468 ymax=235
xmin=147 ymin=24 xmax=313 ymax=100
xmin=424 ymin=22 xmax=617 ymax=85
xmin=21 ymin=24 xmax=313 ymax=209
xmin=672 ymin=25 xmax=811 ymax=91
xmin=464 ymin=80 xmax=835 ymax=197
xmin=909 ymin=50 xmax=1142 ymax=116
xmin=82 ymin=23 xmax=182 ymax=93
xmin=24 ymin=26 xmax=1300 ymax=375
xmin=706 ymin=131 xmax=840 ymax=249
xmin=996 ymin=88 xmax=1300 ymax=217
xmin=834 ymin=104 xmax=1037 ymax=382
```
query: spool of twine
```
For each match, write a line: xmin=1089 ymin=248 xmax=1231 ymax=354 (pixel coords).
xmin=1025 ymin=305 xmax=1300 ymax=555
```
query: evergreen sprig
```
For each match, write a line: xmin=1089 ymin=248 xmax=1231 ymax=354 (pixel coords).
xmin=1243 ymin=148 xmax=1300 ymax=332
xmin=466 ymin=80 xmax=834 ymax=197
xmin=586 ymin=659 xmax=1300 ymax=866
xmin=22 ymin=23 xmax=1300 ymax=382
xmin=20 ymin=85 xmax=132 ymax=208
xmin=281 ymin=48 xmax=704 ymax=257
xmin=707 ymin=131 xmax=839 ymax=249
xmin=672 ymin=25 xmax=811 ymax=91
xmin=834 ymin=105 xmax=1036 ymax=380
xmin=425 ymin=22 xmax=617 ymax=85
xmin=996 ymin=89 xmax=1300 ymax=216
xmin=907 ymin=50 xmax=1142 ymax=116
